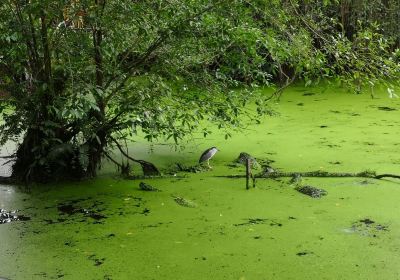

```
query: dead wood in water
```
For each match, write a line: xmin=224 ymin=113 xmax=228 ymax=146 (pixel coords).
xmin=218 ymin=170 xmax=400 ymax=180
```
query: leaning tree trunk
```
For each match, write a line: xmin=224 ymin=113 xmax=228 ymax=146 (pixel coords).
xmin=11 ymin=128 xmax=44 ymax=182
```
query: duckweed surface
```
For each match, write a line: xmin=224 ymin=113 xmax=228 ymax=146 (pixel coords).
xmin=1 ymin=85 xmax=400 ymax=279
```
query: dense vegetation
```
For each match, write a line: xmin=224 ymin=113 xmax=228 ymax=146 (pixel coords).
xmin=0 ymin=0 xmax=399 ymax=182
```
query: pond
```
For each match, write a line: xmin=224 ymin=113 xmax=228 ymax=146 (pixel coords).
xmin=1 ymin=85 xmax=400 ymax=279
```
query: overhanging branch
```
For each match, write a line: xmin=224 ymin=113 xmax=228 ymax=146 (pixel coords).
xmin=110 ymin=136 xmax=160 ymax=175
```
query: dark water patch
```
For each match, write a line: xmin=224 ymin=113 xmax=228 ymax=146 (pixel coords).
xmin=234 ymin=218 xmax=282 ymax=227
xmin=345 ymin=218 xmax=389 ymax=237
xmin=44 ymin=218 xmax=67 ymax=225
xmin=0 ymin=209 xmax=31 ymax=224
xmin=88 ymin=254 xmax=105 ymax=266
xmin=377 ymin=106 xmax=397 ymax=111
xmin=270 ymin=221 xmax=283 ymax=227
xmin=64 ymin=241 xmax=75 ymax=246
xmin=320 ymin=125 xmax=328 ymax=128
xmin=56 ymin=199 xmax=107 ymax=224
xmin=297 ymin=103 xmax=304 ymax=106
xmin=326 ymin=144 xmax=340 ymax=148
xmin=57 ymin=204 xmax=76 ymax=215
xmin=141 ymin=208 xmax=150 ymax=215
xmin=330 ymin=110 xmax=341 ymax=114
xmin=360 ymin=218 xmax=375 ymax=225
xmin=34 ymin=272 xmax=48 ymax=278
xmin=144 ymin=222 xmax=172 ymax=228
xmin=357 ymin=219 xmax=388 ymax=231
xmin=253 ymin=236 xmax=262 ymax=239
xmin=234 ymin=218 xmax=268 ymax=226
xmin=358 ymin=180 xmax=373 ymax=185
xmin=363 ymin=142 xmax=375 ymax=146
xmin=303 ymin=92 xmax=315 ymax=96
xmin=296 ymin=251 xmax=313 ymax=256
xmin=89 ymin=213 xmax=107 ymax=221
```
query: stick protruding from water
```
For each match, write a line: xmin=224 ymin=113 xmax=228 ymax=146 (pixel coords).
xmin=246 ymin=159 xmax=251 ymax=190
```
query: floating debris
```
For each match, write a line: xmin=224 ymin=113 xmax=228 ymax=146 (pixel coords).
xmin=234 ymin=218 xmax=268 ymax=226
xmin=296 ymin=251 xmax=313 ymax=256
xmin=88 ymin=254 xmax=105 ymax=266
xmin=234 ymin=218 xmax=282 ymax=227
xmin=173 ymin=196 xmax=197 ymax=208
xmin=56 ymin=199 xmax=107 ymax=223
xmin=296 ymin=185 xmax=327 ymax=198
xmin=377 ymin=106 xmax=396 ymax=111
xmin=344 ymin=218 xmax=388 ymax=237
xmin=139 ymin=182 xmax=160 ymax=192
xmin=0 ymin=209 xmax=30 ymax=224
xmin=141 ymin=208 xmax=150 ymax=215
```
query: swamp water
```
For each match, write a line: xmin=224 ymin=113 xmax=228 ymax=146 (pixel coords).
xmin=1 ymin=85 xmax=400 ymax=279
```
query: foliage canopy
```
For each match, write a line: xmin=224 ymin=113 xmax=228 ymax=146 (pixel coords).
xmin=0 ymin=0 xmax=399 ymax=182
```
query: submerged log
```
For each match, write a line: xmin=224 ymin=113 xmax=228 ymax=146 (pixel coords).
xmin=218 ymin=170 xmax=400 ymax=180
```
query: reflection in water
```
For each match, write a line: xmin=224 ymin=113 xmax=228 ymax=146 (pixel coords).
xmin=0 ymin=141 xmax=15 ymax=177
xmin=0 ymin=185 xmax=16 ymax=210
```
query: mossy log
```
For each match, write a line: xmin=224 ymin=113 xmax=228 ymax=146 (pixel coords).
xmin=219 ymin=170 xmax=400 ymax=180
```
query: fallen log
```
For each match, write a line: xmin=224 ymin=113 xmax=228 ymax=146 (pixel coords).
xmin=217 ymin=170 xmax=400 ymax=180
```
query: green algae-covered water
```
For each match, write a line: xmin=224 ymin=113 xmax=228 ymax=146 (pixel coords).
xmin=1 ymin=85 xmax=400 ymax=279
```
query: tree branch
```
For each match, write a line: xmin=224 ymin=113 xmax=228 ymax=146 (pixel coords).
xmin=102 ymin=0 xmax=229 ymax=105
